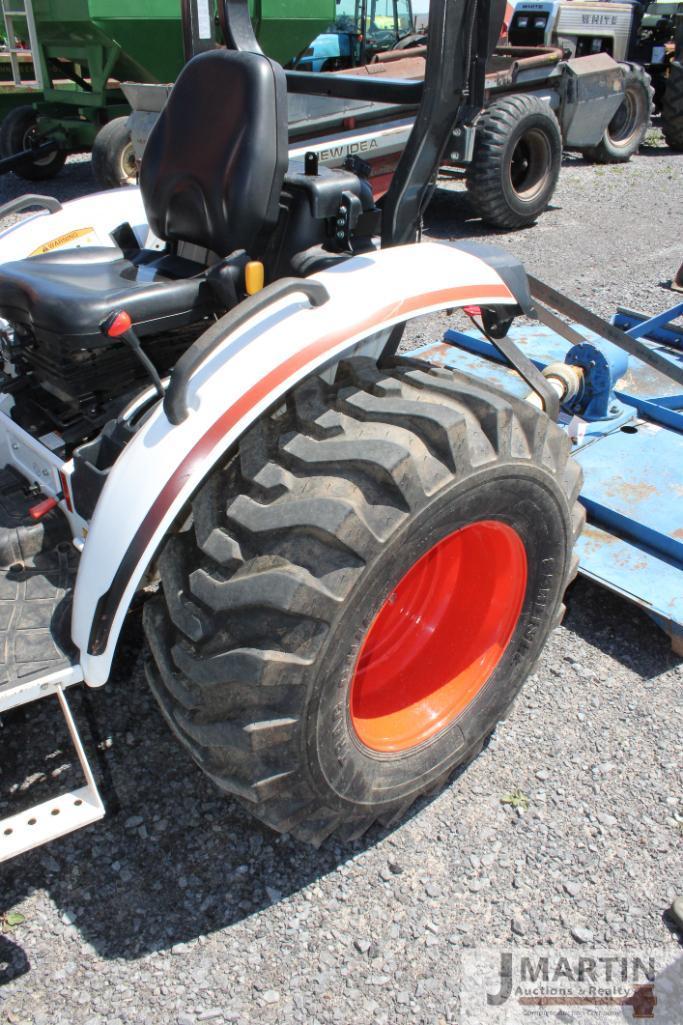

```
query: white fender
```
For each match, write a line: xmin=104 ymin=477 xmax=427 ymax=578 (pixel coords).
xmin=0 ymin=187 xmax=152 ymax=261
xmin=72 ymin=240 xmax=518 ymax=685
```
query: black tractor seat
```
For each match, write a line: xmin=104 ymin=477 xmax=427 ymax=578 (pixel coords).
xmin=0 ymin=246 xmax=217 ymax=349
xmin=0 ymin=49 xmax=288 ymax=349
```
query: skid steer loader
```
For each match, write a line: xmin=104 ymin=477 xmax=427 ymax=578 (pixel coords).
xmin=0 ymin=0 xmax=613 ymax=859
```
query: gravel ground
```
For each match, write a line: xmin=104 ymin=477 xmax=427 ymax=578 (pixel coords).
xmin=0 ymin=123 xmax=682 ymax=1025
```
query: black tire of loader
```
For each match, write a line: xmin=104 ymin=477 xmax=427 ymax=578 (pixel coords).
xmin=0 ymin=106 xmax=66 ymax=181
xmin=580 ymin=65 xmax=653 ymax=164
xmin=662 ymin=62 xmax=683 ymax=152
xmin=465 ymin=93 xmax=562 ymax=229
xmin=143 ymin=358 xmax=584 ymax=845
xmin=91 ymin=117 xmax=137 ymax=189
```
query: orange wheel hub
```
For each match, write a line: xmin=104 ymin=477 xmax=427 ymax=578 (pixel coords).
xmin=349 ymin=520 xmax=527 ymax=753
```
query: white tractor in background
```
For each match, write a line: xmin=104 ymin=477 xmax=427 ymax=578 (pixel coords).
xmin=508 ymin=0 xmax=683 ymax=155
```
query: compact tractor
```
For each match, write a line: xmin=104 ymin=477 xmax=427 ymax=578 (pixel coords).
xmin=0 ymin=0 xmax=681 ymax=861
xmin=288 ymin=0 xmax=423 ymax=72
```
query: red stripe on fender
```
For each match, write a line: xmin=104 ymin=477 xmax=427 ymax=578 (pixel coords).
xmin=87 ymin=282 xmax=513 ymax=655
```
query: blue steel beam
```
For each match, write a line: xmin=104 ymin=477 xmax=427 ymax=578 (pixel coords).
xmin=417 ymin=313 xmax=683 ymax=648
xmin=613 ymin=303 xmax=683 ymax=346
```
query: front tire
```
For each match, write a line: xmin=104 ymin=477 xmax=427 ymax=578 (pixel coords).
xmin=0 ymin=106 xmax=66 ymax=181
xmin=143 ymin=358 xmax=583 ymax=844
xmin=581 ymin=65 xmax=653 ymax=164
xmin=465 ymin=94 xmax=562 ymax=229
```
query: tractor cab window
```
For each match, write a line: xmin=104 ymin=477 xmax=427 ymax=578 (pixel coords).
xmin=335 ymin=0 xmax=362 ymax=34
xmin=366 ymin=0 xmax=403 ymax=49
xmin=333 ymin=0 xmax=415 ymax=55
xmin=395 ymin=0 xmax=414 ymax=37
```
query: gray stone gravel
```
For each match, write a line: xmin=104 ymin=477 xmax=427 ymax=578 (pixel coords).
xmin=0 ymin=125 xmax=682 ymax=1025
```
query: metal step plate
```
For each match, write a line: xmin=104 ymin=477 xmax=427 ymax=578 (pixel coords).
xmin=0 ymin=783 xmax=104 ymax=861
xmin=0 ymin=687 xmax=104 ymax=862
xmin=0 ymin=466 xmax=81 ymax=712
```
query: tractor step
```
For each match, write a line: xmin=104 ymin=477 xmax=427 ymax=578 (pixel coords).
xmin=0 ymin=466 xmax=82 ymax=714
xmin=0 ymin=467 xmax=99 ymax=860
xmin=0 ymin=685 xmax=104 ymax=862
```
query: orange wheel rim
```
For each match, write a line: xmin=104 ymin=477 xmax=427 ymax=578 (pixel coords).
xmin=349 ymin=520 xmax=527 ymax=753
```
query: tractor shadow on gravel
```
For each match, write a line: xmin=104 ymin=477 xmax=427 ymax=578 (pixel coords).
xmin=0 ymin=613 xmax=449 ymax=962
xmin=0 ymin=935 xmax=30 ymax=987
xmin=427 ymin=126 xmax=674 ymax=236
xmin=425 ymin=186 xmax=563 ymax=238
xmin=563 ymin=577 xmax=681 ymax=677
xmin=1 ymin=577 xmax=678 ymax=964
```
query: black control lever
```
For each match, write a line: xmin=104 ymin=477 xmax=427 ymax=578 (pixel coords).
xmin=100 ymin=310 xmax=165 ymax=400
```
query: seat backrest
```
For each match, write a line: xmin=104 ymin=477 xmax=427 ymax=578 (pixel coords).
xmin=140 ymin=50 xmax=288 ymax=258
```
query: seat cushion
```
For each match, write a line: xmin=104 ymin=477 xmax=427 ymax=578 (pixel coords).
xmin=0 ymin=247 xmax=216 ymax=349
xmin=140 ymin=50 xmax=288 ymax=259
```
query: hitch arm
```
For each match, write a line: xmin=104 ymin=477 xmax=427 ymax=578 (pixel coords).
xmin=528 ymin=276 xmax=683 ymax=388
xmin=0 ymin=140 xmax=60 ymax=177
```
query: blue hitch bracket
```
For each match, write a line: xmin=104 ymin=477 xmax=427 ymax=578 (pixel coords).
xmin=564 ymin=339 xmax=629 ymax=421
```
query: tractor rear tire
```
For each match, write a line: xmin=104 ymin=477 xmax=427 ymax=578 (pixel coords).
xmin=0 ymin=106 xmax=66 ymax=181
xmin=91 ymin=117 xmax=137 ymax=189
xmin=580 ymin=65 xmax=653 ymax=164
xmin=465 ymin=93 xmax=562 ymax=229
xmin=662 ymin=62 xmax=683 ymax=152
xmin=143 ymin=358 xmax=583 ymax=845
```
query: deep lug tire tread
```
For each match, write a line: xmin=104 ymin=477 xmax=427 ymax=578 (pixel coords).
xmin=143 ymin=358 xmax=583 ymax=844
